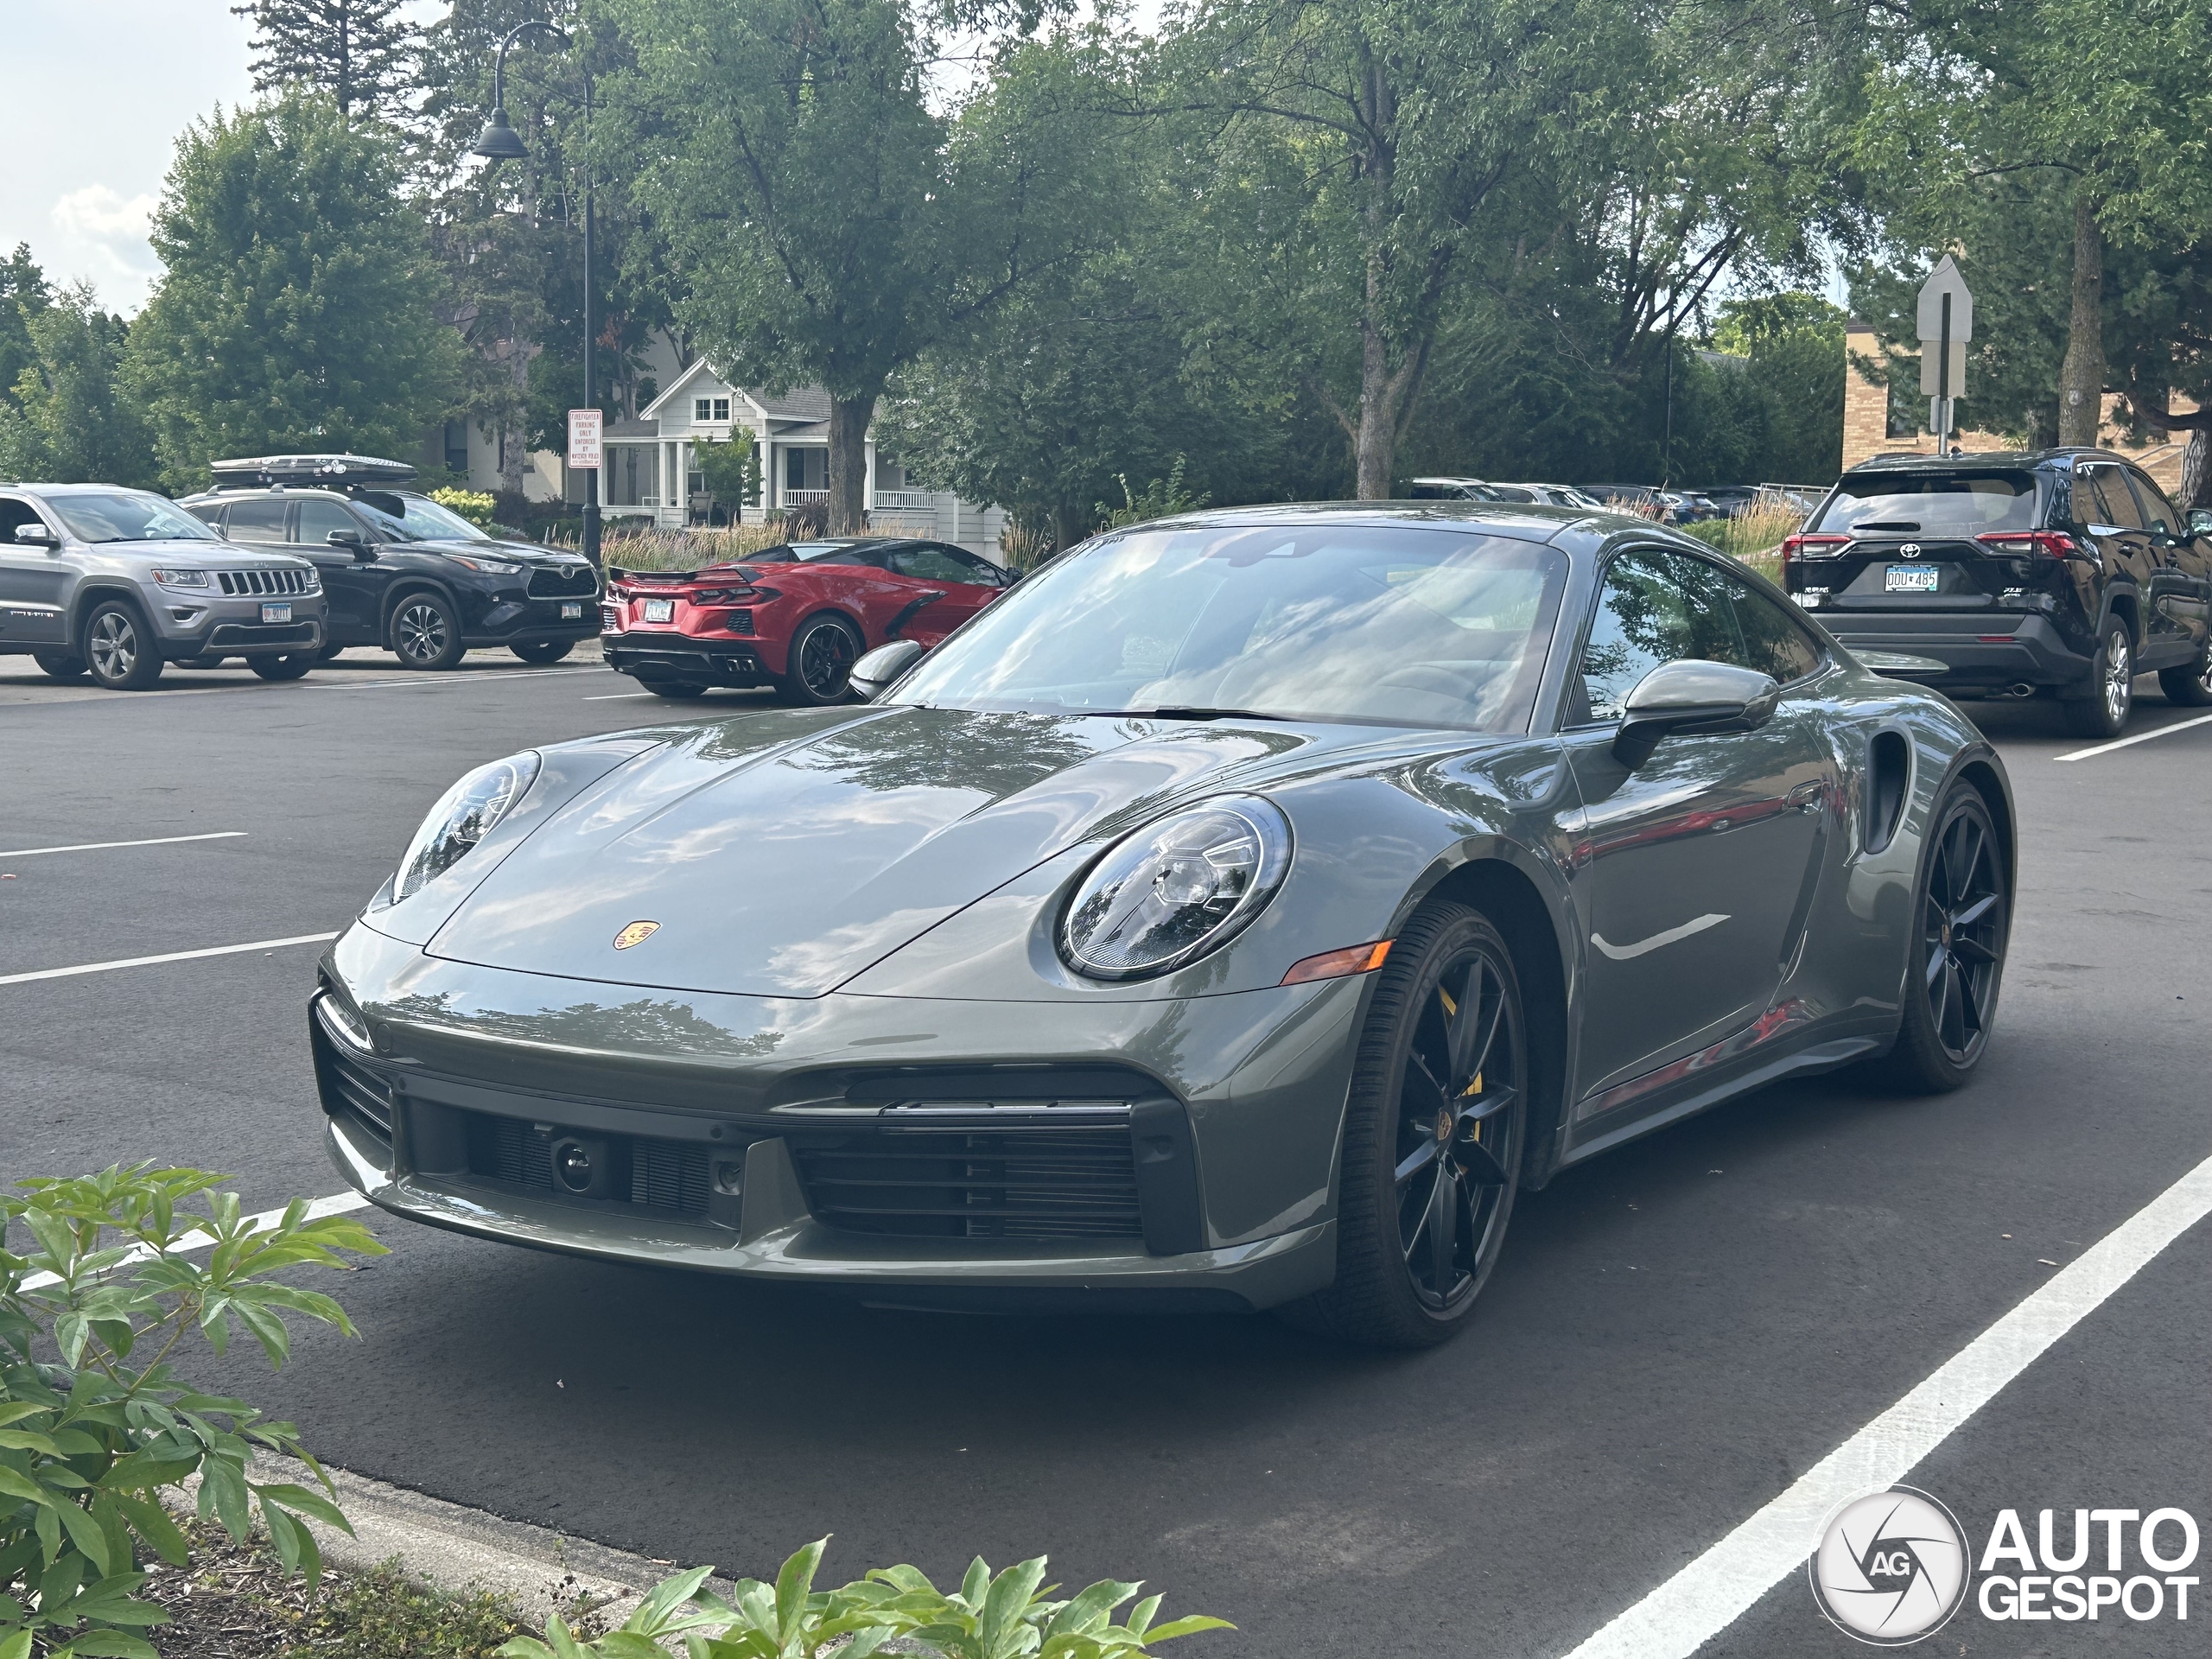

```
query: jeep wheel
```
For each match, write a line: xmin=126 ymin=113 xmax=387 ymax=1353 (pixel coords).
xmin=390 ymin=592 xmax=465 ymax=670
xmin=82 ymin=601 xmax=164 ymax=690
xmin=32 ymin=651 xmax=86 ymax=683
xmin=2062 ymin=619 xmax=2133 ymax=739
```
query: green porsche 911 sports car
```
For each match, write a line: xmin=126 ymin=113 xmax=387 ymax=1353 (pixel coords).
xmin=313 ymin=501 xmax=2013 ymax=1347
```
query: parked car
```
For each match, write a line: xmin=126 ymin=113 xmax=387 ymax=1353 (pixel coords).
xmin=181 ymin=454 xmax=601 ymax=671
xmin=0 ymin=483 xmax=326 ymax=689
xmin=1486 ymin=483 xmax=1607 ymax=510
xmin=1783 ymin=448 xmax=2212 ymax=736
xmin=601 ymin=536 xmax=1011 ymax=703
xmin=317 ymin=500 xmax=2013 ymax=1348
xmin=1405 ymin=477 xmax=1506 ymax=500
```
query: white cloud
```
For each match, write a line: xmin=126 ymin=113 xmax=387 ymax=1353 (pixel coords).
xmin=48 ymin=184 xmax=162 ymax=310
xmin=53 ymin=184 xmax=156 ymax=242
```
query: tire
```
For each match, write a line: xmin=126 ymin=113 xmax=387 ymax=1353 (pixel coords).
xmin=1280 ymin=901 xmax=1529 ymax=1349
xmin=81 ymin=600 xmax=164 ymax=690
xmin=2157 ymin=640 xmax=2212 ymax=706
xmin=388 ymin=591 xmax=466 ymax=671
xmin=317 ymin=642 xmax=345 ymax=663
xmin=511 ymin=640 xmax=574 ymax=664
xmin=779 ymin=615 xmax=861 ymax=705
xmin=2061 ymin=617 xmax=2133 ymax=738
xmin=1870 ymin=784 xmax=2008 ymax=1093
xmin=31 ymin=651 xmax=86 ymax=682
xmin=174 ymin=655 xmax=231 ymax=670
xmin=642 ymin=680 xmax=709 ymax=700
xmin=250 ymin=653 xmax=315 ymax=681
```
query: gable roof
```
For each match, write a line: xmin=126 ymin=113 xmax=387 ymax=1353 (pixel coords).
xmin=639 ymin=359 xmax=848 ymax=429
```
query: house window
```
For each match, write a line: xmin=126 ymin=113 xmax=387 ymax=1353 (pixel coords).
xmin=694 ymin=397 xmax=730 ymax=423
xmin=443 ymin=421 xmax=469 ymax=474
xmin=785 ymin=448 xmax=827 ymax=492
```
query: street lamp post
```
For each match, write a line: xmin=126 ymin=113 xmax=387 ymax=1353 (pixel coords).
xmin=472 ymin=23 xmax=600 ymax=568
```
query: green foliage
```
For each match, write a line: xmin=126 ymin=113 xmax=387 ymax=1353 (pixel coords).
xmin=289 ymin=1558 xmax=531 ymax=1659
xmin=1098 ymin=457 xmax=1208 ymax=531
xmin=0 ymin=283 xmax=158 ymax=490
xmin=497 ymin=1539 xmax=1229 ymax=1659
xmin=691 ymin=437 xmax=762 ymax=510
xmin=0 ymin=245 xmax=52 ymax=420
xmin=233 ymin=0 xmax=419 ymax=121
xmin=0 ymin=1165 xmax=384 ymax=1659
xmin=429 ymin=487 xmax=498 ymax=529
xmin=127 ymin=93 xmax=461 ymax=493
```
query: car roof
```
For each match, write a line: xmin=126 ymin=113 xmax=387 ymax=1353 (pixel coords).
xmin=1842 ymin=447 xmax=2130 ymax=475
xmin=4 ymin=482 xmax=167 ymax=495
xmin=1109 ymin=499 xmax=1639 ymax=545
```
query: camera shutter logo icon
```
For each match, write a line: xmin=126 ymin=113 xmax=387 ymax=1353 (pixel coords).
xmin=1808 ymin=1486 xmax=1969 ymax=1645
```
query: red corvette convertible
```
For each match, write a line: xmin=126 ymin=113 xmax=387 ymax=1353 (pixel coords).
xmin=601 ymin=537 xmax=1011 ymax=702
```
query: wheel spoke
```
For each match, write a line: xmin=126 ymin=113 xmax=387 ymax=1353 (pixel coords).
xmin=1428 ymin=1164 xmax=1457 ymax=1294
xmin=1923 ymin=939 xmax=1947 ymax=989
xmin=1951 ymin=892 xmax=1999 ymax=929
xmin=1460 ymin=1083 xmax=1518 ymax=1125
xmin=1395 ymin=1139 xmax=1440 ymax=1185
xmin=1952 ymin=935 xmax=1999 ymax=965
xmin=1401 ymin=1165 xmax=1441 ymax=1265
xmin=1955 ymin=959 xmax=1983 ymax=1034
xmin=1404 ymin=1051 xmax=1452 ymax=1116
xmin=1938 ymin=960 xmax=1963 ymax=1051
xmin=1455 ymin=1133 xmax=1512 ymax=1190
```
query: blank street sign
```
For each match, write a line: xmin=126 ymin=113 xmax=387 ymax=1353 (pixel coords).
xmin=1916 ymin=256 xmax=1974 ymax=343
xmin=1920 ymin=339 xmax=1968 ymax=395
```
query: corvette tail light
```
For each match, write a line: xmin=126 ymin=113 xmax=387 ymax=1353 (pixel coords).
xmin=1974 ymin=531 xmax=2076 ymax=559
xmin=1780 ymin=534 xmax=1850 ymax=562
xmin=688 ymin=585 xmax=780 ymax=605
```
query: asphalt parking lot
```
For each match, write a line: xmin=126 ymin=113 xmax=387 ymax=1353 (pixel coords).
xmin=3 ymin=647 xmax=2208 ymax=1657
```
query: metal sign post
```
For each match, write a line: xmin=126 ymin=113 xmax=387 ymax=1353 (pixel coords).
xmin=1916 ymin=257 xmax=1974 ymax=454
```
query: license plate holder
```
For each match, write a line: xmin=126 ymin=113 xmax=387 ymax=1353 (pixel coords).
xmin=561 ymin=601 xmax=583 ymax=620
xmin=642 ymin=598 xmax=675 ymax=623
xmin=1884 ymin=564 xmax=1940 ymax=594
xmin=260 ymin=601 xmax=293 ymax=623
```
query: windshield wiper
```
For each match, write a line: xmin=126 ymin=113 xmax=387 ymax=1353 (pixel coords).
xmin=1116 ymin=705 xmax=1291 ymax=721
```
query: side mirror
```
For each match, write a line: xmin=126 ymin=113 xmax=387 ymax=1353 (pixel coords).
xmin=13 ymin=522 xmax=59 ymax=546
xmin=849 ymin=639 xmax=925 ymax=700
xmin=1611 ymin=659 xmax=1781 ymax=768
xmin=2190 ymin=509 xmax=2212 ymax=537
xmin=327 ymin=529 xmax=373 ymax=558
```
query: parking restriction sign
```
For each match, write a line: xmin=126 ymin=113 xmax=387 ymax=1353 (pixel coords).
xmin=567 ymin=408 xmax=602 ymax=470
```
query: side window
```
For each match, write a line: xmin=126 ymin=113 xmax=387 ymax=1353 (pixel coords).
xmin=2080 ymin=467 xmax=2143 ymax=531
xmin=1718 ymin=569 xmax=1821 ymax=683
xmin=889 ymin=544 xmax=981 ymax=583
xmin=2126 ymin=470 xmax=2178 ymax=536
xmin=1574 ymin=549 xmax=1741 ymax=721
xmin=0 ymin=497 xmax=48 ymax=540
xmin=294 ymin=498 xmax=363 ymax=546
xmin=226 ymin=499 xmax=291 ymax=543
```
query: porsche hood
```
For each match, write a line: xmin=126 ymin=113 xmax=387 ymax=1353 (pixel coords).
xmin=421 ymin=706 xmax=1315 ymax=997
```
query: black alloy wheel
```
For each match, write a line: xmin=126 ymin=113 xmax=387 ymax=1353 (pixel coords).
xmin=642 ymin=680 xmax=709 ymax=700
xmin=1283 ymin=901 xmax=1529 ymax=1348
xmin=82 ymin=601 xmax=164 ymax=690
xmin=250 ymin=653 xmax=315 ymax=681
xmin=390 ymin=592 xmax=466 ymax=671
xmin=781 ymin=615 xmax=861 ymax=705
xmin=2063 ymin=619 xmax=2133 ymax=737
xmin=2157 ymin=639 xmax=2212 ymax=707
xmin=31 ymin=651 xmax=86 ymax=682
xmin=512 ymin=639 xmax=574 ymax=664
xmin=1874 ymin=785 xmax=2007 ymax=1092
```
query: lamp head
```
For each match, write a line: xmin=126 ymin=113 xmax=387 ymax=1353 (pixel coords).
xmin=471 ymin=106 xmax=530 ymax=162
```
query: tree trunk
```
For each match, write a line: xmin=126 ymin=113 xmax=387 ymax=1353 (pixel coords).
xmin=499 ymin=334 xmax=530 ymax=501
xmin=827 ymin=390 xmax=875 ymax=536
xmin=2057 ymin=193 xmax=2105 ymax=448
xmin=2183 ymin=425 xmax=2210 ymax=511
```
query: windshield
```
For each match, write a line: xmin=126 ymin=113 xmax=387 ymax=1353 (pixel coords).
xmin=1814 ymin=474 xmax=2038 ymax=535
xmin=352 ymin=492 xmax=493 ymax=543
xmin=891 ymin=523 xmax=1568 ymax=731
xmin=48 ymin=492 xmax=220 ymax=544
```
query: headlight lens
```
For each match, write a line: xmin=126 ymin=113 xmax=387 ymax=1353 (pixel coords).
xmin=1059 ymin=794 xmax=1292 ymax=980
xmin=385 ymin=753 xmax=540 ymax=905
xmin=446 ymin=553 xmax=524 ymax=575
xmin=151 ymin=568 xmax=210 ymax=588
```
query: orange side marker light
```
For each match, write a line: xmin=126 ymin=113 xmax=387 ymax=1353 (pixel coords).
xmin=1280 ymin=939 xmax=1392 ymax=987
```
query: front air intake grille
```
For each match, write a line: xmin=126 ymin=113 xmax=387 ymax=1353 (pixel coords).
xmin=318 ymin=1046 xmax=394 ymax=1151
xmin=788 ymin=1126 xmax=1144 ymax=1242
xmin=528 ymin=567 xmax=598 ymax=599
xmin=461 ymin=1112 xmax=710 ymax=1216
xmin=216 ymin=568 xmax=311 ymax=596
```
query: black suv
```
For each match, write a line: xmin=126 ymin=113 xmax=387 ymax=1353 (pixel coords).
xmin=1784 ymin=449 xmax=2212 ymax=737
xmin=180 ymin=455 xmax=600 ymax=670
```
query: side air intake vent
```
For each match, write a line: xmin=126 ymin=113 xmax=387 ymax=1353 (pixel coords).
xmin=1866 ymin=731 xmax=1910 ymax=855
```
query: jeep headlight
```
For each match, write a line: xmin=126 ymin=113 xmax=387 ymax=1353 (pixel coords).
xmin=1059 ymin=795 xmax=1292 ymax=980
xmin=382 ymin=753 xmax=540 ymax=906
xmin=151 ymin=568 xmax=211 ymax=589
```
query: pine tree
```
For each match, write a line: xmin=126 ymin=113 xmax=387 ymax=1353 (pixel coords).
xmin=231 ymin=0 xmax=416 ymax=121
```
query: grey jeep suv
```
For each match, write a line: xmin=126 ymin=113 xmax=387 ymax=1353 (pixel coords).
xmin=0 ymin=485 xmax=327 ymax=690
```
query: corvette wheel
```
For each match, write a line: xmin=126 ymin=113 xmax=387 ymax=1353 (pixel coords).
xmin=2062 ymin=619 xmax=2133 ymax=737
xmin=512 ymin=639 xmax=573 ymax=664
xmin=82 ymin=601 xmax=164 ymax=690
xmin=390 ymin=593 xmax=465 ymax=670
xmin=779 ymin=615 xmax=861 ymax=705
xmin=1873 ymin=785 xmax=2007 ymax=1093
xmin=1282 ymin=900 xmax=1527 ymax=1348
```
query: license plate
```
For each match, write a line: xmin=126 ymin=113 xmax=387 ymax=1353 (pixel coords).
xmin=1885 ymin=564 xmax=1940 ymax=593
xmin=561 ymin=601 xmax=583 ymax=620
xmin=261 ymin=601 xmax=292 ymax=623
xmin=642 ymin=598 xmax=675 ymax=623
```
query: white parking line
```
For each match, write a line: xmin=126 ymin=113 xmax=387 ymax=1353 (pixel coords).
xmin=0 ymin=831 xmax=247 ymax=858
xmin=582 ymin=691 xmax=657 ymax=701
xmin=0 ymin=931 xmax=340 ymax=988
xmin=1560 ymin=1146 xmax=2212 ymax=1659
xmin=2055 ymin=709 xmax=2212 ymax=761
xmin=4 ymin=666 xmax=608 ymax=705
xmin=18 ymin=1189 xmax=372 ymax=1292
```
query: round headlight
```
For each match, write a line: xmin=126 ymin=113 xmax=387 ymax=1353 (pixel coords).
xmin=1060 ymin=795 xmax=1292 ymax=981
xmin=384 ymin=753 xmax=540 ymax=905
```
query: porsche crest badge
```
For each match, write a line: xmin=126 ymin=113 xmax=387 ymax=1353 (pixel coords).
xmin=613 ymin=920 xmax=660 ymax=950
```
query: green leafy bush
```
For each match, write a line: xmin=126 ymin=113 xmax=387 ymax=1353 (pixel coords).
xmin=693 ymin=437 xmax=763 ymax=510
xmin=0 ymin=1166 xmax=383 ymax=1659
xmin=499 ymin=1538 xmax=1230 ymax=1659
xmin=429 ymin=488 xmax=499 ymax=531
xmin=1097 ymin=457 xmax=1208 ymax=532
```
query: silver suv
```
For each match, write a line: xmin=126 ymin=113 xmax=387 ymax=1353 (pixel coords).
xmin=0 ymin=484 xmax=328 ymax=690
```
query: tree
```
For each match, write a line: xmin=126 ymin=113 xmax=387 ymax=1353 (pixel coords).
xmin=128 ymin=94 xmax=461 ymax=492
xmin=603 ymin=0 xmax=1103 ymax=533
xmin=232 ymin=0 xmax=418 ymax=120
xmin=0 ymin=283 xmax=160 ymax=488
xmin=0 ymin=244 xmax=52 ymax=416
